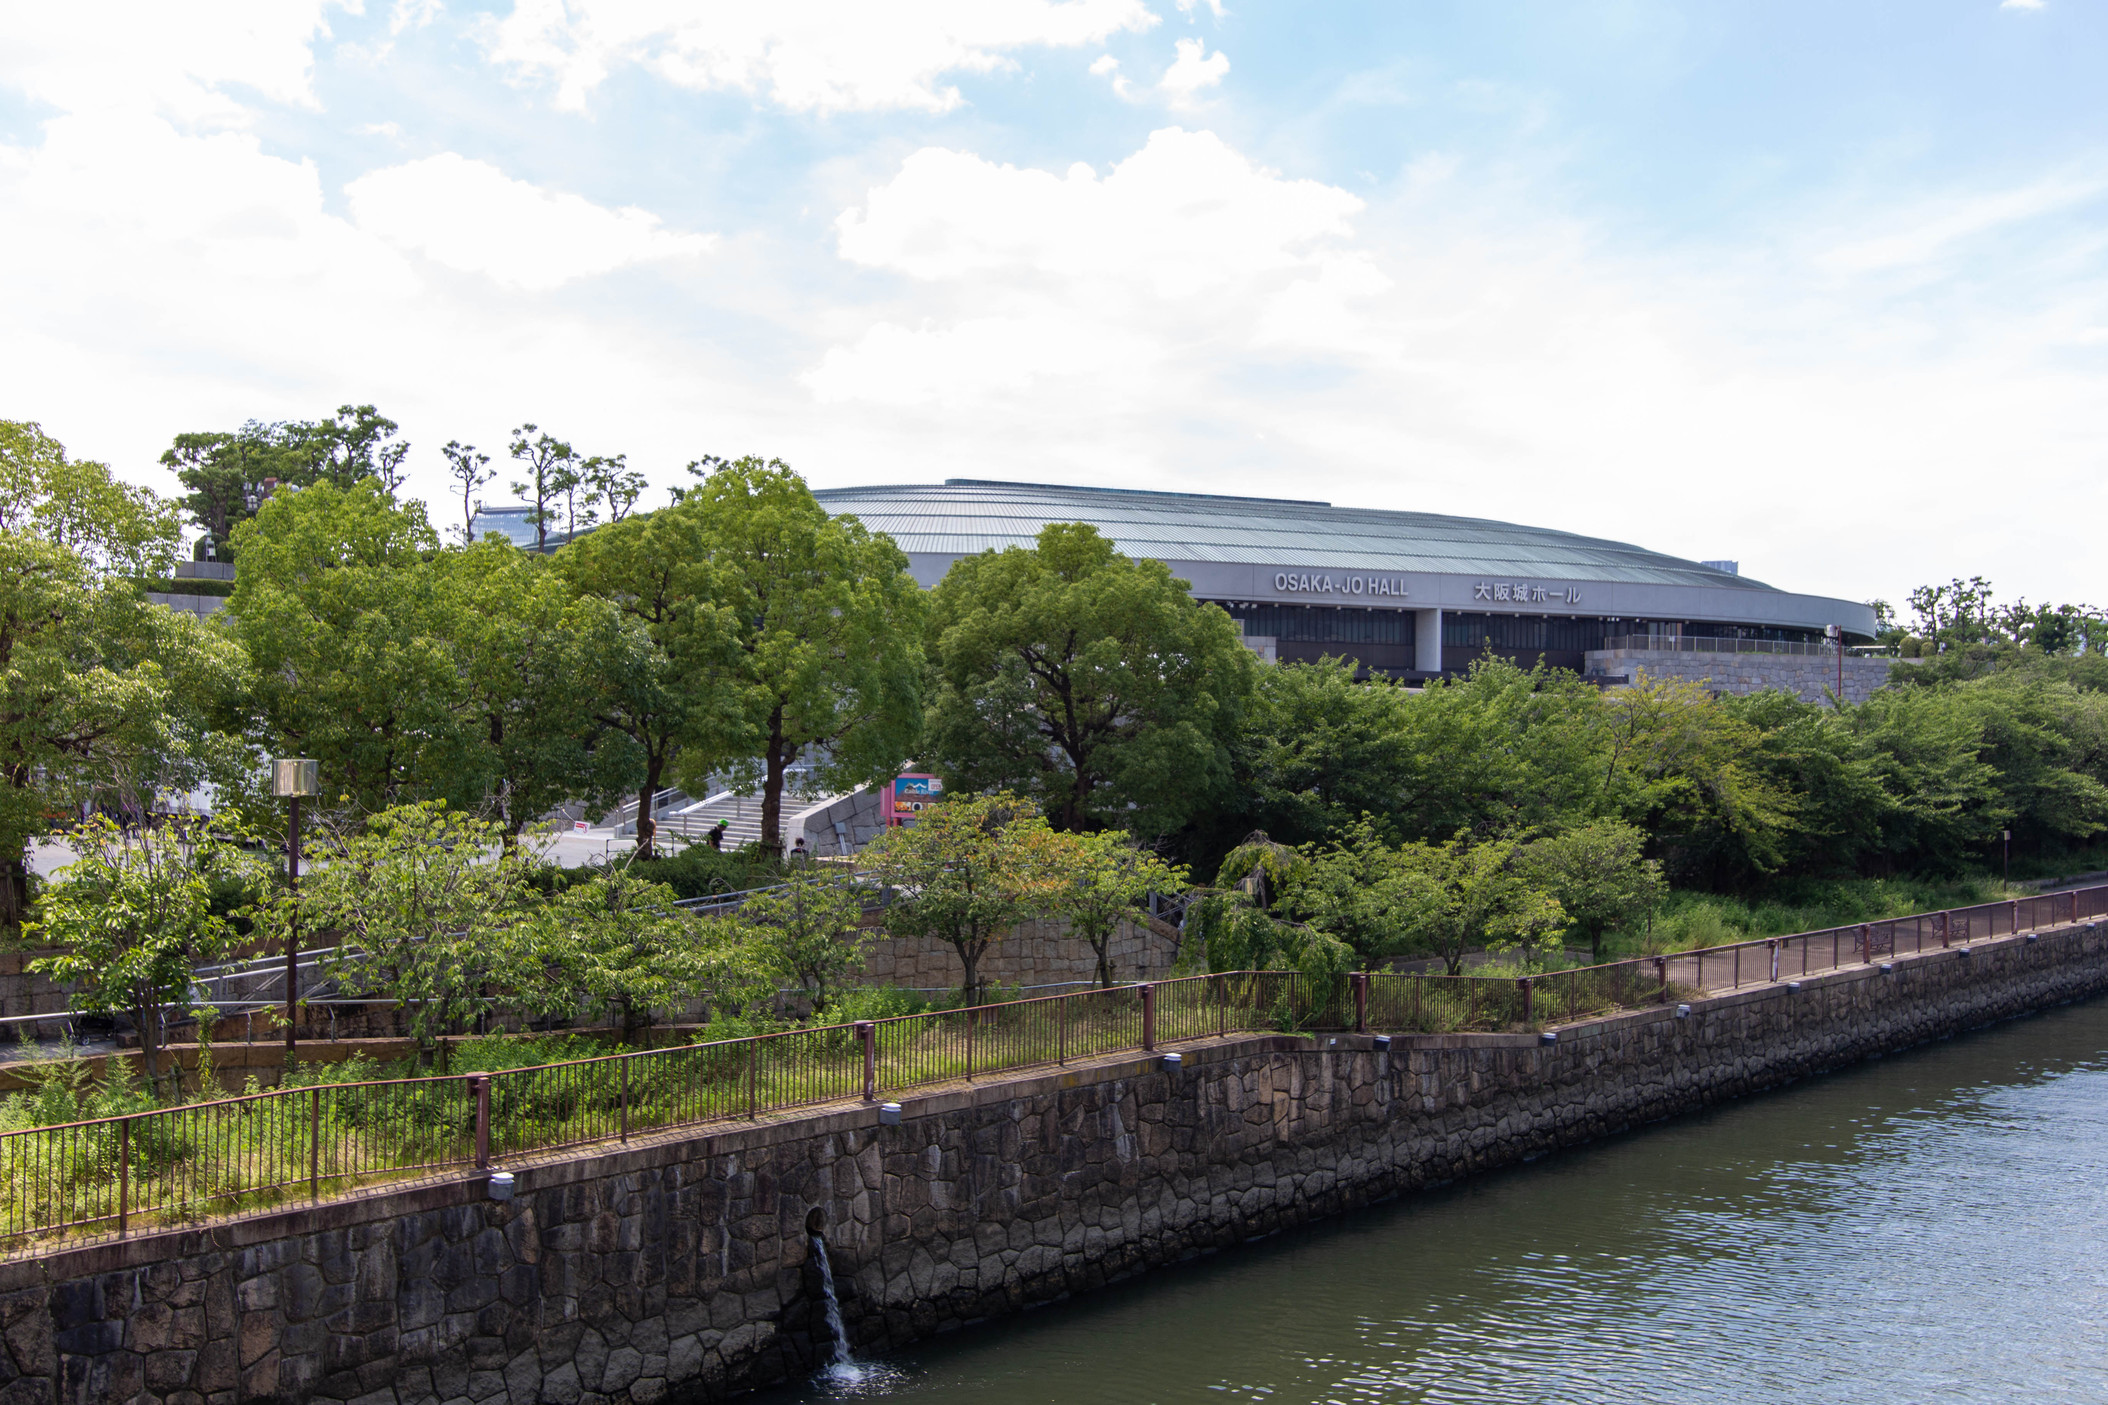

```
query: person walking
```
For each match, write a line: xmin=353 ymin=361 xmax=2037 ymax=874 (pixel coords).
xmin=708 ymin=819 xmax=728 ymax=851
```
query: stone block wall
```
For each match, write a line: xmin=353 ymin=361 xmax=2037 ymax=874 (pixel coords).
xmin=1584 ymin=648 xmax=1900 ymax=704
xmin=855 ymin=916 xmax=1181 ymax=993
xmin=4 ymin=920 xmax=2107 ymax=1405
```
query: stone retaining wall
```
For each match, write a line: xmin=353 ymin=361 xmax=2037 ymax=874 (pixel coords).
xmin=5 ymin=921 xmax=2106 ymax=1405
xmin=855 ymin=916 xmax=1180 ymax=993
xmin=1584 ymin=648 xmax=1899 ymax=704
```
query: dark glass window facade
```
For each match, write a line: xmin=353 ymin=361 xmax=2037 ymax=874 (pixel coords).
xmin=1442 ymin=613 xmax=1607 ymax=653
xmin=1219 ymin=604 xmax=1413 ymax=647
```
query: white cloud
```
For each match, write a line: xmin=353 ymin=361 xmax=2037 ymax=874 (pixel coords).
xmin=484 ymin=0 xmax=1158 ymax=113
xmin=1175 ymin=0 xmax=1229 ymax=16
xmin=0 ymin=2 xmax=345 ymax=122
xmin=2001 ymin=0 xmax=2045 ymax=10
xmin=346 ymin=153 xmax=712 ymax=290
xmin=834 ymin=128 xmax=1359 ymax=294
xmin=800 ymin=126 xmax=2108 ymax=608
xmin=391 ymin=0 xmax=446 ymax=34
xmin=1159 ymin=37 xmax=1228 ymax=108
xmin=1818 ymin=173 xmax=2104 ymax=275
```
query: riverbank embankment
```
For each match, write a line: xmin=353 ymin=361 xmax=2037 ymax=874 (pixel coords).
xmin=3 ymin=916 xmax=2104 ymax=1405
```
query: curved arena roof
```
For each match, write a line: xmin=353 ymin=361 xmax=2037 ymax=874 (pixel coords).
xmin=814 ymin=479 xmax=1767 ymax=592
xmin=810 ymin=479 xmax=1875 ymax=641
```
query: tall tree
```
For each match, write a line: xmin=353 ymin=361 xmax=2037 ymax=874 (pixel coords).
xmin=0 ymin=422 xmax=244 ymax=930
xmin=922 ymin=522 xmax=1254 ymax=838
xmin=585 ymin=453 xmax=648 ymax=524
xmin=29 ymin=817 xmax=251 ymax=1099
xmin=221 ymin=480 xmax=481 ymax=814
xmin=157 ymin=423 xmax=285 ymax=560
xmin=683 ymin=458 xmax=926 ymax=853
xmin=556 ymin=501 xmax=741 ymax=857
xmin=432 ymin=540 xmax=642 ymax=841
xmin=508 ymin=424 xmax=575 ymax=551
xmin=857 ymin=791 xmax=1064 ymax=1002
xmin=281 ymin=405 xmax=410 ymax=494
xmin=443 ymin=440 xmax=495 ymax=545
xmin=1045 ymin=829 xmax=1188 ymax=987
xmin=1513 ymin=821 xmax=1665 ymax=961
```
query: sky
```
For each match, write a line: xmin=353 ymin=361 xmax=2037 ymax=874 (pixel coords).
xmin=2 ymin=0 xmax=2105 ymax=610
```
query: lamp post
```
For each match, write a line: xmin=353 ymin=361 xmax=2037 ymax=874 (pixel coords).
xmin=272 ymin=759 xmax=318 ymax=1052
xmin=2003 ymin=829 xmax=2011 ymax=884
xmin=1826 ymin=623 xmax=1844 ymax=700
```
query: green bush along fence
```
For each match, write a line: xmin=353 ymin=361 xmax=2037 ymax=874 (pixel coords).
xmin=3 ymin=886 xmax=2104 ymax=1255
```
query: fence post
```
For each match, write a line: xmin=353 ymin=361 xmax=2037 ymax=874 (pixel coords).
xmin=1141 ymin=983 xmax=1156 ymax=1053
xmin=1351 ymin=973 xmax=1368 ymax=1034
xmin=308 ymin=1087 xmax=321 ymax=1201
xmin=1858 ymin=924 xmax=1871 ymax=964
xmin=1768 ymin=939 xmax=1779 ymax=983
xmin=118 ymin=1118 xmax=130 ymax=1239
xmin=1938 ymin=911 xmax=1950 ymax=949
xmin=2010 ymin=899 xmax=2020 ymax=935
xmin=1058 ymin=998 xmax=1068 ymax=1066
xmin=748 ymin=1041 xmax=760 ymax=1118
xmin=470 ymin=1075 xmax=491 ymax=1171
xmin=1519 ymin=976 xmax=1533 ymax=1027
xmin=858 ymin=1022 xmax=877 ymax=1101
xmin=1655 ymin=957 xmax=1667 ymax=1004
xmin=620 ymin=1057 xmax=630 ymax=1143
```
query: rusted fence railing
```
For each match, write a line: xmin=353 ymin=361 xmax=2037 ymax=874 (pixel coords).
xmin=4 ymin=885 xmax=2104 ymax=1254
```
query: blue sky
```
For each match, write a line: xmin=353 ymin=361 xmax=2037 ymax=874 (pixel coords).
xmin=3 ymin=1 xmax=2104 ymax=608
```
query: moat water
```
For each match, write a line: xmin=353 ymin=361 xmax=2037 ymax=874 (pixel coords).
xmin=765 ymin=996 xmax=2108 ymax=1404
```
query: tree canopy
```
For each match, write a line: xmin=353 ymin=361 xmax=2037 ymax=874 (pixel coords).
xmin=923 ymin=522 xmax=1253 ymax=839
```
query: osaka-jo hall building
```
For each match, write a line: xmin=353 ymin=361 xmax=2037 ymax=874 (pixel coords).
xmin=808 ymin=479 xmax=1878 ymax=683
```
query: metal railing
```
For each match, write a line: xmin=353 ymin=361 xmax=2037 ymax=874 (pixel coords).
xmin=1598 ymin=635 xmax=1839 ymax=658
xmin=2 ymin=887 xmax=2103 ymax=1255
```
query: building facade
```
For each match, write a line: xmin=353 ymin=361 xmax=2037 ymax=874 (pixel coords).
xmin=806 ymin=480 xmax=1876 ymax=683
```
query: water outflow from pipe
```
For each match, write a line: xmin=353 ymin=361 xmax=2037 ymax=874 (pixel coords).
xmin=811 ymin=1234 xmax=854 ymax=1369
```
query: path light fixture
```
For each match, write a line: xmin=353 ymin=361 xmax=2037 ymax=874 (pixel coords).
xmin=1160 ymin=1052 xmax=1183 ymax=1072
xmin=878 ymin=1102 xmax=902 ymax=1126
xmin=1540 ymin=1031 xmax=1558 ymax=1045
xmin=1675 ymin=1004 xmax=1691 ymax=1019
xmin=1787 ymin=981 xmax=1803 ymax=992
xmin=1371 ymin=1035 xmax=1391 ymax=1051
xmin=488 ymin=1171 xmax=516 ymax=1202
xmin=271 ymin=758 xmax=319 ymax=1052
xmin=1879 ymin=963 xmax=1895 ymax=974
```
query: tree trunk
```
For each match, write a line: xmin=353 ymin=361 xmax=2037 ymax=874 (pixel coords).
xmin=0 ymin=848 xmax=27 ymax=935
xmin=1093 ymin=933 xmax=1114 ymax=988
xmin=955 ymin=939 xmax=983 ymax=1006
xmin=635 ymin=751 xmax=665 ymax=859
xmin=760 ymin=708 xmax=789 ymax=857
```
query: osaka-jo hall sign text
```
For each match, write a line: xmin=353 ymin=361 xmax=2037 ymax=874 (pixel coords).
xmin=1272 ymin=571 xmax=1584 ymax=605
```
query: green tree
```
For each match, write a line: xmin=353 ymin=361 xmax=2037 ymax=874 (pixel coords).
xmin=271 ymin=802 xmax=541 ymax=1064
xmin=1600 ymin=673 xmax=1797 ymax=886
xmin=1288 ymin=817 xmax=1428 ymax=970
xmin=443 ymin=440 xmax=495 ymax=546
xmin=555 ymin=501 xmax=742 ymax=857
xmin=535 ymin=866 xmax=766 ymax=1041
xmin=1235 ymin=658 xmax=1417 ymax=848
xmin=738 ymin=873 xmax=867 ymax=1013
xmin=433 ymin=541 xmax=641 ymax=842
xmin=1395 ymin=832 xmax=1567 ymax=974
xmin=279 ymin=405 xmax=410 ymax=494
xmin=585 ymin=453 xmax=648 ymax=525
xmin=28 ymin=818 xmax=251 ymax=1099
xmin=1390 ymin=658 xmax=1611 ymax=844
xmin=0 ymin=422 xmax=244 ymax=930
xmin=1513 ymin=821 xmax=1665 ymax=961
xmin=221 ymin=481 xmax=481 ymax=813
xmin=923 ymin=522 xmax=1253 ymax=838
xmin=857 ymin=791 xmax=1063 ymax=1002
xmin=158 ymin=424 xmax=285 ymax=559
xmin=1046 ymin=830 xmax=1189 ymax=987
xmin=681 ymin=459 xmax=927 ymax=853
xmin=509 ymin=424 xmax=576 ymax=551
